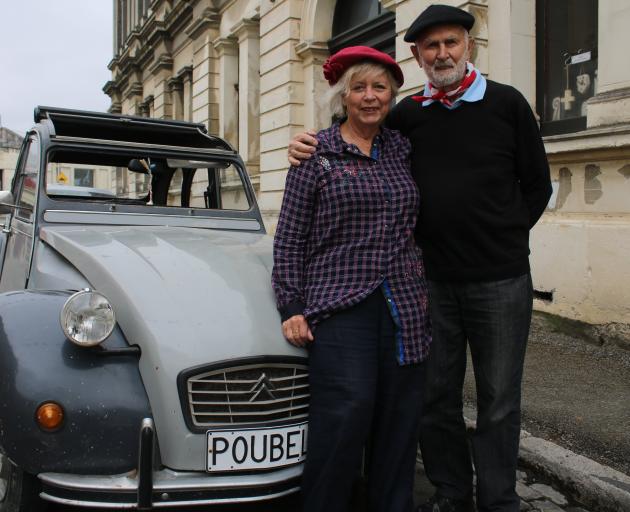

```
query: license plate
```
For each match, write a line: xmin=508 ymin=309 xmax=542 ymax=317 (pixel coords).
xmin=206 ymin=423 xmax=308 ymax=472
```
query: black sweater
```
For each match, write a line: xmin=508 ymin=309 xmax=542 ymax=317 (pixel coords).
xmin=387 ymin=80 xmax=552 ymax=282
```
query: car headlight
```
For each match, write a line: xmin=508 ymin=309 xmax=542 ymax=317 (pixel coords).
xmin=60 ymin=290 xmax=116 ymax=347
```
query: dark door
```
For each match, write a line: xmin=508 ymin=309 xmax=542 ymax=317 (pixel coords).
xmin=328 ymin=0 xmax=395 ymax=56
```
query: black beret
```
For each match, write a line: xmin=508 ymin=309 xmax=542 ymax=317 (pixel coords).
xmin=404 ymin=4 xmax=475 ymax=43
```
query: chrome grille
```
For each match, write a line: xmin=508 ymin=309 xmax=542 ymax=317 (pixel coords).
xmin=187 ymin=362 xmax=309 ymax=427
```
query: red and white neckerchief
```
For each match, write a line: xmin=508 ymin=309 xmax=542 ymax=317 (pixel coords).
xmin=412 ymin=65 xmax=477 ymax=107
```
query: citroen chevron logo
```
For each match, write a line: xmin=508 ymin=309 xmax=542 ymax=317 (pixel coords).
xmin=248 ymin=373 xmax=277 ymax=402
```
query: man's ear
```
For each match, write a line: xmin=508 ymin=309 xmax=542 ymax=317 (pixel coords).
xmin=410 ymin=44 xmax=422 ymax=68
xmin=466 ymin=37 xmax=476 ymax=61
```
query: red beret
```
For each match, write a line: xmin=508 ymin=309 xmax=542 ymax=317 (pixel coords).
xmin=323 ymin=46 xmax=404 ymax=87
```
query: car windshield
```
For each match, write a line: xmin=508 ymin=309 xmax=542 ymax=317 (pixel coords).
xmin=45 ymin=150 xmax=250 ymax=211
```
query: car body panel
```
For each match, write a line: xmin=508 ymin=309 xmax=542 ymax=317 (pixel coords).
xmin=0 ymin=290 xmax=151 ymax=475
xmin=39 ymin=224 xmax=298 ymax=470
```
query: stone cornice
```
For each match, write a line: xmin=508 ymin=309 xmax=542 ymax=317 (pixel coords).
xmin=543 ymin=123 xmax=630 ymax=157
xmin=139 ymin=95 xmax=155 ymax=116
xmin=149 ymin=53 xmax=174 ymax=74
xmin=185 ymin=7 xmax=220 ymax=39
xmin=108 ymin=102 xmax=122 ymax=114
xmin=212 ymin=36 xmax=238 ymax=57
xmin=217 ymin=0 xmax=238 ymax=15
xmin=135 ymin=43 xmax=155 ymax=70
xmin=146 ymin=22 xmax=170 ymax=48
xmin=177 ymin=65 xmax=193 ymax=82
xmin=168 ymin=76 xmax=183 ymax=91
xmin=231 ymin=16 xmax=260 ymax=43
xmin=102 ymin=80 xmax=119 ymax=97
xmin=123 ymin=81 xmax=144 ymax=101
xmin=588 ymin=86 xmax=630 ymax=105
xmin=164 ymin=0 xmax=193 ymax=36
xmin=138 ymin=11 xmax=157 ymax=42
xmin=295 ymin=41 xmax=330 ymax=65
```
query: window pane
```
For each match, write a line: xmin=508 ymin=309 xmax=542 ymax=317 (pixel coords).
xmin=332 ymin=0 xmax=381 ymax=37
xmin=46 ymin=153 xmax=250 ymax=211
xmin=538 ymin=0 xmax=598 ymax=131
xmin=17 ymin=138 xmax=40 ymax=221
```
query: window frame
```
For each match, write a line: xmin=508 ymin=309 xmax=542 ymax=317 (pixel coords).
xmin=535 ymin=0 xmax=598 ymax=136
xmin=14 ymin=136 xmax=40 ymax=222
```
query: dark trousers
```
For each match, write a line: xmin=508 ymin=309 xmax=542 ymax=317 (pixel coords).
xmin=301 ymin=290 xmax=425 ymax=512
xmin=419 ymin=274 xmax=533 ymax=512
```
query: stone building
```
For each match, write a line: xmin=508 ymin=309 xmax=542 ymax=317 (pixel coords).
xmin=105 ymin=0 xmax=630 ymax=327
xmin=0 ymin=127 xmax=23 ymax=191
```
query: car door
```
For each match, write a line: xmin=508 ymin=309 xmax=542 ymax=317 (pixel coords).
xmin=0 ymin=135 xmax=40 ymax=292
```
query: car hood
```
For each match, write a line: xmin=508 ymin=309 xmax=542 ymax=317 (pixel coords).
xmin=40 ymin=224 xmax=303 ymax=469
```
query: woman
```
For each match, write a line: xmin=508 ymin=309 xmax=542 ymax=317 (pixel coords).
xmin=272 ymin=46 xmax=431 ymax=512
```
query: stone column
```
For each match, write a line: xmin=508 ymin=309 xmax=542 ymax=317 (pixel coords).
xmin=487 ymin=0 xmax=535 ymax=105
xmin=177 ymin=66 xmax=194 ymax=122
xmin=232 ymin=17 xmax=261 ymax=181
xmin=258 ymin=0 xmax=305 ymax=231
xmin=186 ymin=6 xmax=220 ymax=133
xmin=138 ymin=95 xmax=154 ymax=117
xmin=586 ymin=0 xmax=630 ymax=128
xmin=296 ymin=42 xmax=331 ymax=131
xmin=212 ymin=36 xmax=239 ymax=149
xmin=168 ymin=76 xmax=184 ymax=120
xmin=150 ymin=54 xmax=174 ymax=119
xmin=124 ymin=79 xmax=144 ymax=116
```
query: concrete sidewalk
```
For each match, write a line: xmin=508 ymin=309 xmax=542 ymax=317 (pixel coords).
xmin=456 ymin=311 xmax=630 ymax=511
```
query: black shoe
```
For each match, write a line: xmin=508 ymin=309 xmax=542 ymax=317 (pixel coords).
xmin=417 ymin=494 xmax=474 ymax=512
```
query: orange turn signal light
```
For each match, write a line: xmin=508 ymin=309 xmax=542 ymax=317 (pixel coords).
xmin=36 ymin=402 xmax=64 ymax=431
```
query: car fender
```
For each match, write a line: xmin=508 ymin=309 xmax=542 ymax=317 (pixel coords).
xmin=0 ymin=290 xmax=151 ymax=475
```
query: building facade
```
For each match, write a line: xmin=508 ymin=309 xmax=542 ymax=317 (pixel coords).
xmin=0 ymin=127 xmax=23 ymax=191
xmin=105 ymin=0 xmax=630 ymax=328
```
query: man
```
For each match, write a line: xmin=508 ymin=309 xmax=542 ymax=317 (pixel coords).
xmin=288 ymin=5 xmax=551 ymax=512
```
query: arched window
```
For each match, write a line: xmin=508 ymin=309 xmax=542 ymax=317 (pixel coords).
xmin=328 ymin=0 xmax=395 ymax=57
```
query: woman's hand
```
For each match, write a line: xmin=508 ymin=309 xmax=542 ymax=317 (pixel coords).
xmin=282 ymin=315 xmax=314 ymax=347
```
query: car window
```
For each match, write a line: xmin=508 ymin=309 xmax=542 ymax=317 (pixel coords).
xmin=45 ymin=152 xmax=251 ymax=211
xmin=15 ymin=137 xmax=40 ymax=221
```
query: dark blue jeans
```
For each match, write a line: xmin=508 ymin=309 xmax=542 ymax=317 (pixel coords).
xmin=302 ymin=290 xmax=424 ymax=512
xmin=419 ymin=274 xmax=533 ymax=512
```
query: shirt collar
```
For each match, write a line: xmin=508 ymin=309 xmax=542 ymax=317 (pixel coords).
xmin=328 ymin=121 xmax=387 ymax=160
xmin=420 ymin=62 xmax=486 ymax=109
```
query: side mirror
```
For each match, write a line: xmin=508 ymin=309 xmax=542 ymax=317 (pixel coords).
xmin=0 ymin=191 xmax=15 ymax=214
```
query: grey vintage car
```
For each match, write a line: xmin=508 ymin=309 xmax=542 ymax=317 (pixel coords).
xmin=0 ymin=107 xmax=308 ymax=510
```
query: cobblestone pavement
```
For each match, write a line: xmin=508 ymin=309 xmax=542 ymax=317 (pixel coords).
xmin=413 ymin=460 xmax=594 ymax=512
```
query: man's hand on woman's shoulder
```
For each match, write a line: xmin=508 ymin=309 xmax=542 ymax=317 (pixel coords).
xmin=288 ymin=130 xmax=318 ymax=166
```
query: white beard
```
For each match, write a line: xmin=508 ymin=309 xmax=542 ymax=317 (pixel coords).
xmin=424 ymin=56 xmax=468 ymax=89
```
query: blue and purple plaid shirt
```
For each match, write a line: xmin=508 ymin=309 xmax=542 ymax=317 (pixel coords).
xmin=272 ymin=122 xmax=431 ymax=364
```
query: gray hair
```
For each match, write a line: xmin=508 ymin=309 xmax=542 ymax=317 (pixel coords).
xmin=326 ymin=61 xmax=400 ymax=119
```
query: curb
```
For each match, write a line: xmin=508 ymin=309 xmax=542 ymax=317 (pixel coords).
xmin=518 ymin=430 xmax=630 ymax=512
xmin=463 ymin=407 xmax=630 ymax=512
